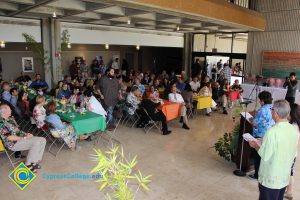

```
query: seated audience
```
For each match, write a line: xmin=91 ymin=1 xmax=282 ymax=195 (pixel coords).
xmin=45 ymin=101 xmax=85 ymax=151
xmin=230 ymin=79 xmax=244 ymax=103
xmin=220 ymin=79 xmax=230 ymax=115
xmin=16 ymin=71 xmax=31 ymax=84
xmin=69 ymin=87 xmax=82 ymax=106
xmin=182 ymin=84 xmax=193 ymax=111
xmin=198 ymin=82 xmax=215 ymax=116
xmin=133 ymin=78 xmax=145 ymax=94
xmin=55 ymin=81 xmax=63 ymax=97
xmin=126 ymin=86 xmax=141 ymax=116
xmin=33 ymin=95 xmax=47 ymax=129
xmin=82 ymin=90 xmax=107 ymax=117
xmin=190 ymin=76 xmax=200 ymax=93
xmin=168 ymin=83 xmax=190 ymax=130
xmin=140 ymin=99 xmax=171 ymax=135
xmin=17 ymin=91 xmax=31 ymax=120
xmin=2 ymin=82 xmax=11 ymax=102
xmin=176 ymin=77 xmax=186 ymax=92
xmin=57 ymin=83 xmax=71 ymax=99
xmin=10 ymin=88 xmax=21 ymax=115
xmin=0 ymin=104 xmax=46 ymax=173
xmin=29 ymin=74 xmax=48 ymax=92
xmin=148 ymin=85 xmax=159 ymax=99
xmin=200 ymin=75 xmax=210 ymax=89
xmin=141 ymin=73 xmax=150 ymax=85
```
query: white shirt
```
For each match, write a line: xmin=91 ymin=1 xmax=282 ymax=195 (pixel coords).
xmin=111 ymin=61 xmax=119 ymax=70
xmin=168 ymin=93 xmax=184 ymax=103
xmin=189 ymin=81 xmax=200 ymax=92
xmin=89 ymin=96 xmax=107 ymax=117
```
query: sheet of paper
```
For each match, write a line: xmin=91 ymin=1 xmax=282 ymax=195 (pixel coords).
xmin=242 ymin=133 xmax=255 ymax=142
xmin=240 ymin=112 xmax=253 ymax=120
xmin=243 ymin=133 xmax=261 ymax=147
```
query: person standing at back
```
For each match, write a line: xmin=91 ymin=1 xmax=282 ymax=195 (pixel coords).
xmin=283 ymin=72 xmax=298 ymax=104
xmin=97 ymin=68 xmax=121 ymax=131
xmin=249 ymin=100 xmax=298 ymax=200
xmin=111 ymin=58 xmax=120 ymax=70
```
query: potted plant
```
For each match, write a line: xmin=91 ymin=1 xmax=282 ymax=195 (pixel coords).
xmin=91 ymin=145 xmax=152 ymax=200
xmin=214 ymin=105 xmax=243 ymax=162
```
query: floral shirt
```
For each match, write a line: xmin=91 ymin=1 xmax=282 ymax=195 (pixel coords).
xmin=0 ymin=118 xmax=26 ymax=149
xmin=126 ymin=92 xmax=139 ymax=115
xmin=33 ymin=105 xmax=46 ymax=128
xmin=253 ymin=104 xmax=275 ymax=138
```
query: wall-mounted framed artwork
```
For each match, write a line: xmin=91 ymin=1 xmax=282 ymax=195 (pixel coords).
xmin=22 ymin=57 xmax=34 ymax=72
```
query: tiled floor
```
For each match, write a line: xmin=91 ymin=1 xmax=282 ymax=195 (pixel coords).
xmin=0 ymin=108 xmax=299 ymax=200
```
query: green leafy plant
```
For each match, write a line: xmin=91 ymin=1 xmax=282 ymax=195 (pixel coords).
xmin=61 ymin=29 xmax=70 ymax=51
xmin=22 ymin=33 xmax=49 ymax=67
xmin=91 ymin=145 xmax=152 ymax=200
xmin=214 ymin=124 xmax=240 ymax=162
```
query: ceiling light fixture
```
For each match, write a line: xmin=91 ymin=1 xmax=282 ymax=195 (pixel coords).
xmin=52 ymin=12 xmax=56 ymax=18
xmin=105 ymin=44 xmax=109 ymax=49
xmin=127 ymin=18 xmax=131 ymax=25
xmin=136 ymin=45 xmax=140 ymax=50
xmin=67 ymin=43 xmax=71 ymax=49
xmin=177 ymin=25 xmax=180 ymax=31
xmin=0 ymin=41 xmax=5 ymax=48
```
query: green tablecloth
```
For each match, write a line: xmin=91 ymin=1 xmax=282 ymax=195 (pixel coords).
xmin=56 ymin=110 xmax=106 ymax=135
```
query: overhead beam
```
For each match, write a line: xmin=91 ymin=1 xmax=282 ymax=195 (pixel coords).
xmin=115 ymin=0 xmax=266 ymax=31
xmin=0 ymin=2 xmax=19 ymax=11
xmin=7 ymin=0 xmax=57 ymax=17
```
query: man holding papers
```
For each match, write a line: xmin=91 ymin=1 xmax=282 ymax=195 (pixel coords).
xmin=249 ymin=100 xmax=298 ymax=200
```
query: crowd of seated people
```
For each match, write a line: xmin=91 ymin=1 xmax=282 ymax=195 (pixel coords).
xmin=0 ymin=60 xmax=247 ymax=162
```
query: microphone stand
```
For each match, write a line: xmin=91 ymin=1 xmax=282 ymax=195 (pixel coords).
xmin=233 ymin=100 xmax=252 ymax=176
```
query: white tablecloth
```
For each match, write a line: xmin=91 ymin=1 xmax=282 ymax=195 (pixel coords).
xmin=241 ymin=84 xmax=300 ymax=104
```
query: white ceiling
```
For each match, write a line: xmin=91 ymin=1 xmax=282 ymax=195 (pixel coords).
xmin=0 ymin=0 xmax=250 ymax=33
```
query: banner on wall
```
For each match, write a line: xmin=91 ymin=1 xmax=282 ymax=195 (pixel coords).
xmin=262 ymin=51 xmax=300 ymax=78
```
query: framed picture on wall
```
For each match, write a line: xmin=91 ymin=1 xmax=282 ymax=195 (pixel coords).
xmin=22 ymin=57 xmax=34 ymax=72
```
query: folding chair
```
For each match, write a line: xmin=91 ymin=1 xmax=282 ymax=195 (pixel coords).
xmin=97 ymin=111 xmax=123 ymax=147
xmin=141 ymin=108 xmax=161 ymax=134
xmin=0 ymin=139 xmax=24 ymax=169
xmin=45 ymin=121 xmax=71 ymax=157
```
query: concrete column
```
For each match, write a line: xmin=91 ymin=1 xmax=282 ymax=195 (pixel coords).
xmin=41 ymin=18 xmax=52 ymax=88
xmin=41 ymin=18 xmax=62 ymax=89
xmin=183 ymin=33 xmax=193 ymax=77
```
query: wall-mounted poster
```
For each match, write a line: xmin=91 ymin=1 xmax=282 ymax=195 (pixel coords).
xmin=22 ymin=57 xmax=34 ymax=72
xmin=262 ymin=51 xmax=300 ymax=78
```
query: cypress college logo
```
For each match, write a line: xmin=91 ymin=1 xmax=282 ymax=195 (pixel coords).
xmin=8 ymin=162 xmax=36 ymax=190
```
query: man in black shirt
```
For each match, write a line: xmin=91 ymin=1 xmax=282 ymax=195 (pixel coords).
xmin=283 ymin=72 xmax=298 ymax=104
xmin=140 ymin=99 xmax=171 ymax=135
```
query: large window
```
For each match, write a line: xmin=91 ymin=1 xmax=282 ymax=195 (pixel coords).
xmin=193 ymin=34 xmax=205 ymax=52
xmin=206 ymin=33 xmax=232 ymax=53
xmin=232 ymin=33 xmax=248 ymax=53
xmin=192 ymin=32 xmax=248 ymax=54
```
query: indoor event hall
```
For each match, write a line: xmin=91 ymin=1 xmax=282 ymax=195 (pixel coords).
xmin=0 ymin=0 xmax=300 ymax=200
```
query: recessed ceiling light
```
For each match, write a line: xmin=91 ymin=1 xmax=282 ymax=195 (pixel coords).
xmin=67 ymin=43 xmax=71 ymax=48
xmin=177 ymin=25 xmax=180 ymax=31
xmin=0 ymin=41 xmax=5 ymax=48
xmin=105 ymin=44 xmax=109 ymax=49
xmin=127 ymin=19 xmax=131 ymax=25
xmin=136 ymin=45 xmax=140 ymax=50
xmin=52 ymin=12 xmax=56 ymax=18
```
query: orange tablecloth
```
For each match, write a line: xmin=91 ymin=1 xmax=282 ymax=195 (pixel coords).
xmin=193 ymin=95 xmax=213 ymax=109
xmin=157 ymin=100 xmax=180 ymax=121
xmin=229 ymin=91 xmax=241 ymax=102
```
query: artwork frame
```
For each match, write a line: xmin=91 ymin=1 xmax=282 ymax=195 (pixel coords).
xmin=22 ymin=57 xmax=34 ymax=72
